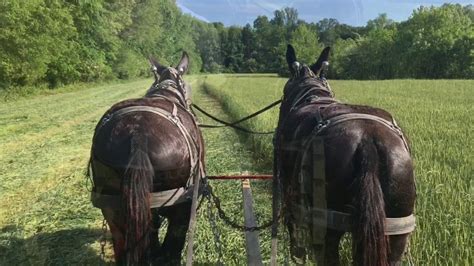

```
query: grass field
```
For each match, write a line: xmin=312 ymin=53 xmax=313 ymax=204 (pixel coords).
xmin=203 ymin=75 xmax=473 ymax=265
xmin=0 ymin=75 xmax=472 ymax=265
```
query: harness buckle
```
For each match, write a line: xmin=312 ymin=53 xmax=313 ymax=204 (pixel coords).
xmin=315 ymin=120 xmax=330 ymax=133
xmin=100 ymin=114 xmax=112 ymax=127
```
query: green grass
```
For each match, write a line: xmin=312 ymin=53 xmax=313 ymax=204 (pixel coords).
xmin=203 ymin=74 xmax=473 ymax=265
xmin=0 ymin=79 xmax=149 ymax=264
xmin=0 ymin=75 xmax=472 ymax=265
xmin=0 ymin=78 xmax=147 ymax=103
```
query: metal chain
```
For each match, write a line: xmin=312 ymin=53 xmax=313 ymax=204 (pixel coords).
xmin=206 ymin=195 xmax=224 ymax=265
xmin=100 ymin=218 xmax=107 ymax=261
xmin=208 ymin=185 xmax=280 ymax=232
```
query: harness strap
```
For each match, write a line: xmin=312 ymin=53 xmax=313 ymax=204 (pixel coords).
xmin=91 ymin=186 xmax=195 ymax=209
xmin=291 ymin=89 xmax=336 ymax=111
xmin=147 ymin=94 xmax=181 ymax=106
xmin=293 ymin=205 xmax=416 ymax=235
xmin=281 ymin=112 xmax=409 ymax=152
xmin=315 ymin=113 xmax=409 ymax=151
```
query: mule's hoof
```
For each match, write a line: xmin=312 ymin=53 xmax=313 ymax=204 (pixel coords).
xmin=291 ymin=246 xmax=306 ymax=265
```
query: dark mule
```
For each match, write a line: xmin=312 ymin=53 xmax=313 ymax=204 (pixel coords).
xmin=88 ymin=52 xmax=205 ymax=265
xmin=274 ymin=45 xmax=416 ymax=266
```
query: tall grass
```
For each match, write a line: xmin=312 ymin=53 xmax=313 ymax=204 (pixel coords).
xmin=203 ymin=74 xmax=473 ymax=265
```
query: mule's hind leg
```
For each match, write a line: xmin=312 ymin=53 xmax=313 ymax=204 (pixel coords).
xmin=324 ymin=230 xmax=344 ymax=266
xmin=388 ymin=234 xmax=411 ymax=266
xmin=159 ymin=202 xmax=191 ymax=265
xmin=310 ymin=229 xmax=344 ymax=266
xmin=287 ymin=218 xmax=307 ymax=264
xmin=102 ymin=209 xmax=126 ymax=264
xmin=148 ymin=209 xmax=162 ymax=261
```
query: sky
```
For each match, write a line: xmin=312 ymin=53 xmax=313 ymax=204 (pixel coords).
xmin=176 ymin=0 xmax=471 ymax=26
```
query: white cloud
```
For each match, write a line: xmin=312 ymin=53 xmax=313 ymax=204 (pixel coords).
xmin=177 ymin=2 xmax=210 ymax=22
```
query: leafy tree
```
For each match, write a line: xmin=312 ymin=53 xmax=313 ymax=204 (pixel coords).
xmin=220 ymin=27 xmax=244 ymax=72
xmin=241 ymin=24 xmax=258 ymax=72
xmin=1 ymin=2 xmax=473 ymax=90
xmin=0 ymin=1 xmax=77 ymax=88
xmin=329 ymin=38 xmax=358 ymax=79
xmin=290 ymin=24 xmax=321 ymax=65
xmin=396 ymin=4 xmax=473 ymax=78
xmin=192 ymin=21 xmax=223 ymax=72
xmin=366 ymin=13 xmax=395 ymax=31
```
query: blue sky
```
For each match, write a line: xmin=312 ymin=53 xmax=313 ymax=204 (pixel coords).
xmin=177 ymin=0 xmax=471 ymax=26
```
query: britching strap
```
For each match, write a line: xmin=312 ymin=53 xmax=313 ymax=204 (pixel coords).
xmin=293 ymin=205 xmax=416 ymax=235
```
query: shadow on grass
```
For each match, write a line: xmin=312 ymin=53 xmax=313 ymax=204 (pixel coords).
xmin=0 ymin=226 xmax=111 ymax=265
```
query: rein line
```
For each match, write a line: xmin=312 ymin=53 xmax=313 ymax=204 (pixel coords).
xmin=191 ymin=99 xmax=282 ymax=135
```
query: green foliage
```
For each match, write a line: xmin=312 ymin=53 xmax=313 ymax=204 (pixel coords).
xmin=327 ymin=4 xmax=473 ymax=79
xmin=329 ymin=38 xmax=358 ymax=79
xmin=113 ymin=48 xmax=148 ymax=79
xmin=290 ymin=24 xmax=321 ymax=66
xmin=395 ymin=4 xmax=474 ymax=78
xmin=0 ymin=1 xmax=77 ymax=87
xmin=192 ymin=21 xmax=223 ymax=72
xmin=0 ymin=3 xmax=472 ymax=91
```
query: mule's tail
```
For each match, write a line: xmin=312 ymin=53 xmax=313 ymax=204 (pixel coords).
xmin=352 ymin=139 xmax=388 ymax=266
xmin=122 ymin=135 xmax=154 ymax=265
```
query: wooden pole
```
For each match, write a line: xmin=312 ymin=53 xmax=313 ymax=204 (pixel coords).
xmin=242 ymin=178 xmax=263 ymax=266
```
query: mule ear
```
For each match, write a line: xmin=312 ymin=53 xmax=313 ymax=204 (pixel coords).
xmin=176 ymin=51 xmax=189 ymax=75
xmin=286 ymin=44 xmax=297 ymax=74
xmin=310 ymin=47 xmax=331 ymax=75
xmin=149 ymin=56 xmax=166 ymax=80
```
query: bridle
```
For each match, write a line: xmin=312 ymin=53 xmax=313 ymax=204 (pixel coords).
xmin=146 ymin=67 xmax=190 ymax=108
xmin=283 ymin=64 xmax=336 ymax=112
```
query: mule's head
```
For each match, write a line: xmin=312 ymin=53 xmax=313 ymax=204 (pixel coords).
xmin=284 ymin=45 xmax=332 ymax=97
xmin=147 ymin=51 xmax=192 ymax=106
xmin=286 ymin=45 xmax=331 ymax=79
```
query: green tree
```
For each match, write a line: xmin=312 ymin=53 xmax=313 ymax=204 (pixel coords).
xmin=395 ymin=4 xmax=473 ymax=78
xmin=290 ymin=24 xmax=321 ymax=65
xmin=192 ymin=21 xmax=222 ymax=72
xmin=366 ymin=13 xmax=395 ymax=31
xmin=0 ymin=1 xmax=77 ymax=88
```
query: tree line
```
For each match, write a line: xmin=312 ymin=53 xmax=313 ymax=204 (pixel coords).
xmin=0 ymin=1 xmax=472 ymax=90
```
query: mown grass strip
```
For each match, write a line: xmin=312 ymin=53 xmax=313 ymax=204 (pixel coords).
xmin=0 ymin=79 xmax=150 ymax=264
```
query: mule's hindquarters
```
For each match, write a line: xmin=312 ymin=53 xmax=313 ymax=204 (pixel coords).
xmin=351 ymin=135 xmax=415 ymax=266
xmin=93 ymin=134 xmax=155 ymax=264
xmin=281 ymin=128 xmax=415 ymax=266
